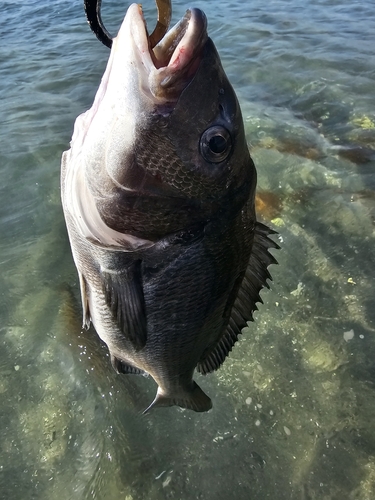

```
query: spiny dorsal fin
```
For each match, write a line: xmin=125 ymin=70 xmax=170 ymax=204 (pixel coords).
xmin=102 ymin=260 xmax=147 ymax=351
xmin=197 ymin=222 xmax=279 ymax=374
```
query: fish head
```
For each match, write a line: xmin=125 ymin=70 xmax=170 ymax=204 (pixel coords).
xmin=67 ymin=3 xmax=256 ymax=243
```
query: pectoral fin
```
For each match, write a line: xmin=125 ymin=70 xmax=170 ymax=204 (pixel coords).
xmin=197 ymin=222 xmax=279 ymax=374
xmin=102 ymin=260 xmax=147 ymax=351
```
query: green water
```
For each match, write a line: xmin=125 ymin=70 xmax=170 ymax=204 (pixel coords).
xmin=1 ymin=0 xmax=375 ymax=498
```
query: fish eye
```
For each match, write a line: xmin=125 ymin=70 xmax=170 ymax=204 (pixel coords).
xmin=200 ymin=126 xmax=232 ymax=163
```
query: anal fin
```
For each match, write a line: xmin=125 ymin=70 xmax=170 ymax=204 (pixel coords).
xmin=110 ymin=354 xmax=144 ymax=375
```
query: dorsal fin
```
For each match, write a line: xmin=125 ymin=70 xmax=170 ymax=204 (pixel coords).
xmin=102 ymin=260 xmax=147 ymax=351
xmin=197 ymin=222 xmax=279 ymax=374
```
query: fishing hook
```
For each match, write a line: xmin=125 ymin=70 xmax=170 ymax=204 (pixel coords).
xmin=83 ymin=0 xmax=172 ymax=49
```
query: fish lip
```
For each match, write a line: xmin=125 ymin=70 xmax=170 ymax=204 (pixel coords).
xmin=117 ymin=4 xmax=208 ymax=104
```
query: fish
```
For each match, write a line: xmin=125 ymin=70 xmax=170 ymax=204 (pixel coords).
xmin=61 ymin=1 xmax=278 ymax=413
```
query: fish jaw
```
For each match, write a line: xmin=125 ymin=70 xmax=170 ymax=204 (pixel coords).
xmin=68 ymin=3 xmax=208 ymax=172
xmin=79 ymin=3 xmax=208 ymax=130
xmin=111 ymin=4 xmax=208 ymax=105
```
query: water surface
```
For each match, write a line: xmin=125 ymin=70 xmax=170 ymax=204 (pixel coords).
xmin=1 ymin=0 xmax=375 ymax=498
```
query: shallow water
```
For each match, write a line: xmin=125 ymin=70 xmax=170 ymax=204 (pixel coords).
xmin=1 ymin=0 xmax=375 ymax=498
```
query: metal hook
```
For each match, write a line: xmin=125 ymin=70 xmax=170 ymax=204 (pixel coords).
xmin=83 ymin=0 xmax=172 ymax=49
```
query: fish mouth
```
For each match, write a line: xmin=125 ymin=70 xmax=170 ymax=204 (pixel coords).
xmin=115 ymin=4 xmax=208 ymax=104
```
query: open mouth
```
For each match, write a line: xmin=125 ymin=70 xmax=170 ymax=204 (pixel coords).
xmin=116 ymin=4 xmax=208 ymax=102
xmin=151 ymin=8 xmax=207 ymax=70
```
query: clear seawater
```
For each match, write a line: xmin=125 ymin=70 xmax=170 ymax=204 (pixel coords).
xmin=1 ymin=0 xmax=375 ymax=498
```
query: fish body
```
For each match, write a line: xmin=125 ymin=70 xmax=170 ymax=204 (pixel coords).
xmin=61 ymin=4 xmax=277 ymax=412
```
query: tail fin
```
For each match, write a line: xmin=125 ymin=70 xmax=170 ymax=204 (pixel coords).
xmin=143 ymin=382 xmax=212 ymax=414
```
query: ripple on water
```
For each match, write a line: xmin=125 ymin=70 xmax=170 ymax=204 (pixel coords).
xmin=1 ymin=0 xmax=375 ymax=499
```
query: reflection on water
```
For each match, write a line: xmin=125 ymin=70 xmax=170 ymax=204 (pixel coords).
xmin=1 ymin=0 xmax=375 ymax=498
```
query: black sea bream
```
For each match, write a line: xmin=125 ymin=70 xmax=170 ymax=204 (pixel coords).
xmin=61 ymin=3 xmax=278 ymax=412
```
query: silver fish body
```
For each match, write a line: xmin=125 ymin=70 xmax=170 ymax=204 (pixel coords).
xmin=61 ymin=4 xmax=277 ymax=412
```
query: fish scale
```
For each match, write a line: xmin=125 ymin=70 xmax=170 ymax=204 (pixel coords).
xmin=61 ymin=3 xmax=278 ymax=412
